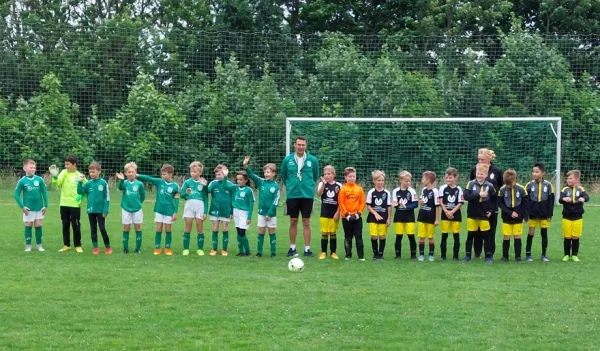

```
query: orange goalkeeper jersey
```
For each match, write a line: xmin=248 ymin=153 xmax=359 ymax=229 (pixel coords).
xmin=339 ymin=183 xmax=366 ymax=216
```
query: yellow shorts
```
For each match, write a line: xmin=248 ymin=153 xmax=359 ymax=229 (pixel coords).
xmin=441 ymin=220 xmax=461 ymax=234
xmin=320 ymin=217 xmax=339 ymax=233
xmin=528 ymin=219 xmax=550 ymax=229
xmin=562 ymin=219 xmax=583 ymax=238
xmin=369 ymin=223 xmax=388 ymax=236
xmin=467 ymin=219 xmax=490 ymax=232
xmin=502 ymin=223 xmax=523 ymax=236
xmin=417 ymin=222 xmax=435 ymax=239
xmin=394 ymin=222 xmax=415 ymax=235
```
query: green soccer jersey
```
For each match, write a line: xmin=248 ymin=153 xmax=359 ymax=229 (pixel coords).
xmin=137 ymin=174 xmax=180 ymax=216
xmin=52 ymin=169 xmax=86 ymax=208
xmin=14 ymin=175 xmax=49 ymax=211
xmin=223 ymin=181 xmax=255 ymax=220
xmin=208 ymin=179 xmax=234 ymax=218
xmin=245 ymin=167 xmax=280 ymax=217
xmin=280 ymin=152 xmax=319 ymax=199
xmin=77 ymin=178 xmax=110 ymax=215
xmin=117 ymin=179 xmax=146 ymax=213
xmin=181 ymin=178 xmax=209 ymax=213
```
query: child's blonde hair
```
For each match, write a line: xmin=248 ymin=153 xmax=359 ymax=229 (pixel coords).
xmin=478 ymin=148 xmax=497 ymax=161
xmin=398 ymin=170 xmax=412 ymax=181
xmin=214 ymin=164 xmax=227 ymax=173
xmin=23 ymin=159 xmax=35 ymax=166
xmin=503 ymin=169 xmax=517 ymax=186
xmin=323 ymin=165 xmax=336 ymax=175
xmin=263 ymin=163 xmax=277 ymax=173
xmin=372 ymin=170 xmax=385 ymax=181
xmin=124 ymin=162 xmax=137 ymax=172
xmin=476 ymin=163 xmax=490 ymax=174
xmin=567 ymin=170 xmax=581 ymax=180
xmin=189 ymin=161 xmax=204 ymax=173
xmin=88 ymin=162 xmax=101 ymax=171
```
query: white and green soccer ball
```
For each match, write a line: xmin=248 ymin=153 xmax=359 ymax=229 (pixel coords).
xmin=288 ymin=258 xmax=304 ymax=273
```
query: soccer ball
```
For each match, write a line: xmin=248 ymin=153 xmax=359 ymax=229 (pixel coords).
xmin=288 ymin=258 xmax=304 ymax=273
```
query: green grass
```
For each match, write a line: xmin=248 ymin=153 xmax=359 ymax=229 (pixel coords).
xmin=1 ymin=188 xmax=600 ymax=350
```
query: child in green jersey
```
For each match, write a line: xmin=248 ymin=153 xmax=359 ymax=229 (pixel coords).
xmin=181 ymin=161 xmax=209 ymax=256
xmin=116 ymin=162 xmax=146 ymax=254
xmin=221 ymin=169 xmax=255 ymax=257
xmin=208 ymin=165 xmax=234 ymax=256
xmin=14 ymin=159 xmax=48 ymax=252
xmin=244 ymin=156 xmax=280 ymax=258
xmin=78 ymin=162 xmax=112 ymax=255
xmin=138 ymin=164 xmax=180 ymax=256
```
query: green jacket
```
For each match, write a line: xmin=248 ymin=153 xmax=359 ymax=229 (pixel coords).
xmin=280 ymin=152 xmax=319 ymax=199
xmin=245 ymin=167 xmax=280 ymax=217
xmin=77 ymin=178 xmax=110 ymax=215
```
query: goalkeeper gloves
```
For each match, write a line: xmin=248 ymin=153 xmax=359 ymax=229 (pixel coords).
xmin=345 ymin=212 xmax=351 ymax=221
xmin=75 ymin=195 xmax=83 ymax=202
xmin=48 ymin=165 xmax=59 ymax=177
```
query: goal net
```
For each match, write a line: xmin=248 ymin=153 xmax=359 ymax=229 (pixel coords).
xmin=287 ymin=117 xmax=561 ymax=203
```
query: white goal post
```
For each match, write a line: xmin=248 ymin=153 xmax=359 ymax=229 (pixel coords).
xmin=286 ymin=117 xmax=562 ymax=205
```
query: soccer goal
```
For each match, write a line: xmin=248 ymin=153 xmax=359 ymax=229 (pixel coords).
xmin=286 ymin=117 xmax=562 ymax=205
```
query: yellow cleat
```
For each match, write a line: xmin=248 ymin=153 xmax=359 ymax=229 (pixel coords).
xmin=571 ymin=256 xmax=580 ymax=262
xmin=197 ymin=250 xmax=205 ymax=256
xmin=58 ymin=246 xmax=71 ymax=252
xmin=331 ymin=253 xmax=339 ymax=260
xmin=318 ymin=252 xmax=327 ymax=260
xmin=182 ymin=249 xmax=190 ymax=256
xmin=74 ymin=247 xmax=83 ymax=253
xmin=165 ymin=248 xmax=173 ymax=256
xmin=562 ymin=255 xmax=570 ymax=262
xmin=154 ymin=249 xmax=161 ymax=255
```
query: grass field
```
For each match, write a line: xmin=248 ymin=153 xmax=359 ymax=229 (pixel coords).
xmin=2 ymin=188 xmax=600 ymax=350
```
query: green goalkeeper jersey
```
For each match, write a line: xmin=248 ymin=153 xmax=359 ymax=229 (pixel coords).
xmin=222 ymin=181 xmax=255 ymax=220
xmin=14 ymin=175 xmax=49 ymax=211
xmin=280 ymin=152 xmax=319 ymax=199
xmin=181 ymin=178 xmax=209 ymax=211
xmin=245 ymin=167 xmax=279 ymax=217
xmin=117 ymin=179 xmax=146 ymax=213
xmin=77 ymin=178 xmax=110 ymax=215
xmin=52 ymin=169 xmax=86 ymax=208
xmin=137 ymin=174 xmax=180 ymax=216
xmin=208 ymin=179 xmax=234 ymax=218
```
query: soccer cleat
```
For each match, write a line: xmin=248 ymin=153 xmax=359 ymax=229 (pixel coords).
xmin=461 ymin=256 xmax=471 ymax=263
xmin=304 ymin=249 xmax=314 ymax=257
xmin=134 ymin=249 xmax=142 ymax=254
xmin=165 ymin=248 xmax=173 ymax=256
xmin=244 ymin=252 xmax=251 ymax=256
xmin=153 ymin=249 xmax=161 ymax=255
xmin=209 ymin=249 xmax=217 ymax=256
xmin=270 ymin=253 xmax=276 ymax=258
xmin=562 ymin=255 xmax=570 ymax=262
xmin=196 ymin=250 xmax=205 ymax=256
xmin=25 ymin=245 xmax=32 ymax=252
xmin=485 ymin=257 xmax=493 ymax=264
xmin=428 ymin=255 xmax=434 ymax=262
xmin=221 ymin=250 xmax=228 ymax=257
xmin=123 ymin=249 xmax=129 ymax=254
xmin=318 ymin=252 xmax=327 ymax=260
xmin=526 ymin=256 xmax=533 ymax=262
xmin=236 ymin=252 xmax=244 ymax=257
xmin=515 ymin=257 xmax=522 ymax=263
xmin=331 ymin=253 xmax=339 ymax=260
xmin=395 ymin=255 xmax=401 ymax=260
xmin=475 ymin=255 xmax=482 ymax=260
xmin=410 ymin=255 xmax=417 ymax=260
xmin=287 ymin=248 xmax=298 ymax=257
xmin=344 ymin=256 xmax=352 ymax=260
xmin=500 ymin=257 xmax=508 ymax=262
xmin=571 ymin=256 xmax=580 ymax=262
xmin=453 ymin=257 xmax=459 ymax=261
xmin=182 ymin=249 xmax=190 ymax=256
xmin=36 ymin=245 xmax=45 ymax=252
xmin=75 ymin=247 xmax=83 ymax=253
xmin=58 ymin=246 xmax=71 ymax=252
xmin=541 ymin=255 xmax=550 ymax=262
xmin=93 ymin=248 xmax=100 ymax=255
xmin=441 ymin=256 xmax=447 ymax=261
xmin=105 ymin=248 xmax=112 ymax=255
xmin=256 ymin=253 xmax=263 ymax=258
xmin=358 ymin=258 xmax=366 ymax=262
xmin=417 ymin=255 xmax=424 ymax=261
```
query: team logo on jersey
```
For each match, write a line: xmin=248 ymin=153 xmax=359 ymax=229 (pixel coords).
xmin=375 ymin=198 xmax=383 ymax=206
xmin=531 ymin=186 xmax=535 ymax=191
xmin=382 ymin=193 xmax=387 ymax=200
xmin=240 ymin=192 xmax=246 ymax=198
xmin=326 ymin=190 xmax=335 ymax=198
xmin=307 ymin=161 xmax=312 ymax=167
xmin=421 ymin=195 xmax=428 ymax=203
xmin=98 ymin=185 xmax=104 ymax=191
xmin=33 ymin=181 xmax=39 ymax=187
xmin=270 ymin=187 xmax=276 ymax=193
xmin=335 ymin=186 xmax=340 ymax=193
xmin=490 ymin=173 xmax=495 ymax=179
xmin=576 ymin=191 xmax=580 ymax=197
xmin=516 ymin=192 xmax=520 ymax=198
xmin=167 ymin=188 xmax=173 ymax=194
xmin=543 ymin=186 xmax=547 ymax=192
xmin=399 ymin=198 xmax=408 ymax=207
xmin=133 ymin=186 xmax=138 ymax=192
xmin=448 ymin=195 xmax=456 ymax=203
xmin=197 ymin=185 xmax=203 ymax=191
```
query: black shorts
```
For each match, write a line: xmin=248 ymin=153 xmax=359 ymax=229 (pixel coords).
xmin=286 ymin=198 xmax=314 ymax=219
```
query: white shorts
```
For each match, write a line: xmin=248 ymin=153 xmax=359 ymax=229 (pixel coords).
xmin=154 ymin=212 xmax=174 ymax=224
xmin=183 ymin=199 xmax=206 ymax=219
xmin=210 ymin=216 xmax=231 ymax=223
xmin=122 ymin=209 xmax=143 ymax=225
xmin=257 ymin=215 xmax=277 ymax=229
xmin=233 ymin=208 xmax=250 ymax=230
xmin=23 ymin=211 xmax=44 ymax=223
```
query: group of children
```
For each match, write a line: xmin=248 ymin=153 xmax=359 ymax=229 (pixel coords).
xmin=14 ymin=156 xmax=591 ymax=263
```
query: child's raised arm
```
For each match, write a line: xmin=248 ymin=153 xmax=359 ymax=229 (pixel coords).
xmin=137 ymin=174 xmax=161 ymax=186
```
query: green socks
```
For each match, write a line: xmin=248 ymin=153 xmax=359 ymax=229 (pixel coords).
xmin=223 ymin=231 xmax=229 ymax=250
xmin=242 ymin=236 xmax=250 ymax=253
xmin=257 ymin=234 xmax=265 ymax=254
xmin=269 ymin=233 xmax=276 ymax=255
xmin=183 ymin=232 xmax=190 ymax=250
xmin=212 ymin=231 xmax=218 ymax=250
xmin=135 ymin=231 xmax=142 ymax=250
xmin=24 ymin=226 xmax=32 ymax=245
xmin=35 ymin=226 xmax=43 ymax=245
xmin=155 ymin=232 xmax=161 ymax=248
xmin=123 ymin=231 xmax=129 ymax=250
xmin=237 ymin=234 xmax=243 ymax=252
xmin=197 ymin=233 xmax=204 ymax=250
xmin=92 ymin=241 xmax=99 ymax=249
xmin=165 ymin=232 xmax=172 ymax=248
